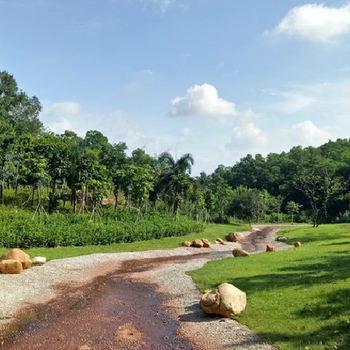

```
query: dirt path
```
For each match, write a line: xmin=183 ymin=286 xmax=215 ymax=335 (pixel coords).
xmin=0 ymin=226 xmax=292 ymax=350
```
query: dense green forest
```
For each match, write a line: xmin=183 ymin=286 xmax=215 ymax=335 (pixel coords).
xmin=1 ymin=69 xmax=350 ymax=246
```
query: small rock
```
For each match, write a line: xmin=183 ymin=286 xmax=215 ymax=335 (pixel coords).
xmin=192 ymin=239 xmax=204 ymax=248
xmin=32 ymin=257 xmax=47 ymax=266
xmin=202 ymin=239 xmax=211 ymax=248
xmin=277 ymin=236 xmax=288 ymax=241
xmin=232 ymin=249 xmax=250 ymax=257
xmin=183 ymin=241 xmax=191 ymax=247
xmin=0 ymin=248 xmax=32 ymax=269
xmin=294 ymin=242 xmax=302 ymax=247
xmin=200 ymin=283 xmax=246 ymax=317
xmin=216 ymin=238 xmax=224 ymax=244
xmin=0 ymin=259 xmax=23 ymax=274
xmin=266 ymin=245 xmax=276 ymax=252
xmin=225 ymin=232 xmax=238 ymax=242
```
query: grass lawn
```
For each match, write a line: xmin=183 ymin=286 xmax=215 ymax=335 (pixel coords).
xmin=0 ymin=223 xmax=250 ymax=261
xmin=187 ymin=224 xmax=350 ymax=350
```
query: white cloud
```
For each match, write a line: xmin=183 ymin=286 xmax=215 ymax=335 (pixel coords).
xmin=40 ymin=101 xmax=81 ymax=134
xmin=267 ymin=4 xmax=350 ymax=42
xmin=170 ymin=83 xmax=237 ymax=117
xmin=225 ymin=122 xmax=268 ymax=152
xmin=277 ymin=92 xmax=316 ymax=114
xmin=283 ymin=120 xmax=330 ymax=146
xmin=151 ymin=0 xmax=174 ymax=12
xmin=273 ymin=80 xmax=350 ymax=116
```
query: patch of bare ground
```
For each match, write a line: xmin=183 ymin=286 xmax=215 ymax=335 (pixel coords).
xmin=0 ymin=226 xmax=290 ymax=349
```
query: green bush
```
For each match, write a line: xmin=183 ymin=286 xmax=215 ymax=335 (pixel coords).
xmin=0 ymin=206 xmax=204 ymax=248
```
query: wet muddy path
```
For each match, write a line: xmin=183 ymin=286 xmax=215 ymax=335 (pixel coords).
xmin=0 ymin=226 xmax=290 ymax=350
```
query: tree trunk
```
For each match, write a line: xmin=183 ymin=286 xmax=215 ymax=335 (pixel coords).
xmin=1 ymin=179 xmax=4 ymax=202
xmin=72 ymin=189 xmax=77 ymax=213
xmin=114 ymin=191 xmax=118 ymax=211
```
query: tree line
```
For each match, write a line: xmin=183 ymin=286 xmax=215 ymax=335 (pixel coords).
xmin=1 ymin=69 xmax=350 ymax=226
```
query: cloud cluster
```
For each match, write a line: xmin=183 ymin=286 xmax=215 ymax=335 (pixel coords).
xmin=268 ymin=3 xmax=350 ymax=42
xmin=226 ymin=123 xmax=268 ymax=152
xmin=170 ymin=83 xmax=236 ymax=117
xmin=284 ymin=120 xmax=330 ymax=146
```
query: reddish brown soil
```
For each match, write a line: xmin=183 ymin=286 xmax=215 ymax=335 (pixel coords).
xmin=0 ymin=227 xmax=283 ymax=350
xmin=0 ymin=255 xmax=209 ymax=350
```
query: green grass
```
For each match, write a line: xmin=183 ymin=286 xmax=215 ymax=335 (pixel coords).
xmin=187 ymin=224 xmax=350 ymax=350
xmin=0 ymin=223 xmax=250 ymax=261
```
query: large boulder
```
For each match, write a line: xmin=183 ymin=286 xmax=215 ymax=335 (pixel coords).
xmin=226 ymin=232 xmax=238 ymax=242
xmin=0 ymin=248 xmax=32 ymax=269
xmin=0 ymin=259 xmax=23 ymax=274
xmin=192 ymin=239 xmax=204 ymax=248
xmin=200 ymin=283 xmax=246 ymax=317
xmin=202 ymin=239 xmax=211 ymax=248
xmin=232 ymin=249 xmax=250 ymax=257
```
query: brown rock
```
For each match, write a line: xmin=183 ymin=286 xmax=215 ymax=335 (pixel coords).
xmin=226 ymin=232 xmax=238 ymax=242
xmin=192 ymin=239 xmax=204 ymax=248
xmin=294 ymin=241 xmax=302 ymax=247
xmin=216 ymin=237 xmax=224 ymax=244
xmin=266 ymin=245 xmax=276 ymax=252
xmin=0 ymin=259 xmax=23 ymax=274
xmin=221 ymin=241 xmax=228 ymax=245
xmin=202 ymin=239 xmax=211 ymax=248
xmin=0 ymin=248 xmax=32 ymax=269
xmin=232 ymin=249 xmax=250 ymax=257
xmin=200 ymin=283 xmax=246 ymax=317
xmin=183 ymin=241 xmax=191 ymax=247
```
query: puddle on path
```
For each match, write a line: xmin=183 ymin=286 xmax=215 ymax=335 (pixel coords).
xmin=0 ymin=227 xmax=285 ymax=350
xmin=0 ymin=254 xmax=210 ymax=350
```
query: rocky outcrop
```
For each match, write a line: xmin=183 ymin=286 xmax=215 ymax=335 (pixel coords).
xmin=192 ymin=239 xmax=204 ymax=248
xmin=0 ymin=259 xmax=23 ymax=274
xmin=294 ymin=242 xmax=302 ymax=247
xmin=226 ymin=232 xmax=238 ymax=242
xmin=200 ymin=283 xmax=246 ymax=317
xmin=0 ymin=248 xmax=32 ymax=269
xmin=232 ymin=249 xmax=249 ymax=257
xmin=202 ymin=239 xmax=211 ymax=248
xmin=266 ymin=245 xmax=276 ymax=252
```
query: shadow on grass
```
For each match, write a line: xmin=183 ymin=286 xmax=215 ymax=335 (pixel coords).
xmin=256 ymin=319 xmax=350 ymax=350
xmin=226 ymin=253 xmax=350 ymax=294
xmin=222 ymin=254 xmax=350 ymax=349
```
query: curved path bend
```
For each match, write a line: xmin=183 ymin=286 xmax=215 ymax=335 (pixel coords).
xmin=0 ymin=226 xmax=292 ymax=350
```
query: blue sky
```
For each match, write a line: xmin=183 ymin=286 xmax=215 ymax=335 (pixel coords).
xmin=2 ymin=0 xmax=350 ymax=174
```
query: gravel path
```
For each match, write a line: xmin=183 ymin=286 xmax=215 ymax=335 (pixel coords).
xmin=0 ymin=226 xmax=292 ymax=349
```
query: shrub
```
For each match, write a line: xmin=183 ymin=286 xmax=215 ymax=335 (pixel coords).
xmin=0 ymin=206 xmax=204 ymax=248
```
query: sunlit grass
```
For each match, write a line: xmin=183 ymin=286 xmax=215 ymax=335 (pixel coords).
xmin=188 ymin=224 xmax=350 ymax=350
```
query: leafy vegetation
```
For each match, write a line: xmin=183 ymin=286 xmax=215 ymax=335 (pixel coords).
xmin=188 ymin=224 xmax=350 ymax=350
xmin=0 ymin=223 xmax=250 ymax=261
xmin=2 ymin=69 xmax=350 ymax=251
xmin=0 ymin=206 xmax=204 ymax=248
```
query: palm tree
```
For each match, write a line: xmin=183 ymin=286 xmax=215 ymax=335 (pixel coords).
xmin=151 ymin=152 xmax=194 ymax=216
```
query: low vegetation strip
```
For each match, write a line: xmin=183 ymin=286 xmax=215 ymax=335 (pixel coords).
xmin=0 ymin=223 xmax=250 ymax=261
xmin=0 ymin=207 xmax=204 ymax=249
xmin=188 ymin=224 xmax=350 ymax=350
